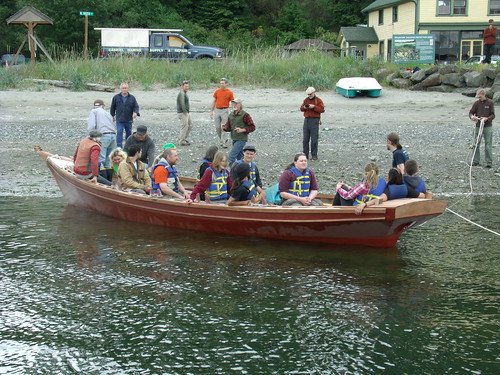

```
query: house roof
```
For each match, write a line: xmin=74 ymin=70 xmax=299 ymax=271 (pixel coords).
xmin=338 ymin=27 xmax=378 ymax=43
xmin=6 ymin=6 xmax=53 ymax=25
xmin=362 ymin=0 xmax=414 ymax=14
xmin=284 ymin=39 xmax=340 ymax=50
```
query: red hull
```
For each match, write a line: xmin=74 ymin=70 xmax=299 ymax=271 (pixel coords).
xmin=39 ymin=151 xmax=447 ymax=247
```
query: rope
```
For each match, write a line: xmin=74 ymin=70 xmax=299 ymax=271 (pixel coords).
xmin=442 ymin=118 xmax=500 ymax=237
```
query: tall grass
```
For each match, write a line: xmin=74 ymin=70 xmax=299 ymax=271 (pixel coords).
xmin=0 ymin=46 xmax=422 ymax=91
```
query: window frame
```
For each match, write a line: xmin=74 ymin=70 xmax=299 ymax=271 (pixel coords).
xmin=379 ymin=9 xmax=384 ymax=25
xmin=490 ymin=0 xmax=500 ymax=15
xmin=437 ymin=0 xmax=467 ymax=16
xmin=392 ymin=6 xmax=398 ymax=23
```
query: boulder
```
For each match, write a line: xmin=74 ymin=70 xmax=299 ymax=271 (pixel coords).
xmin=442 ymin=73 xmax=465 ymax=88
xmin=424 ymin=66 xmax=439 ymax=75
xmin=483 ymin=68 xmax=497 ymax=80
xmin=375 ymin=68 xmax=391 ymax=81
xmin=493 ymin=91 xmax=500 ymax=103
xmin=427 ymin=85 xmax=454 ymax=93
xmin=439 ymin=65 xmax=460 ymax=75
xmin=464 ymin=71 xmax=487 ymax=87
xmin=461 ymin=88 xmax=481 ymax=97
xmin=410 ymin=69 xmax=427 ymax=83
xmin=409 ymin=82 xmax=425 ymax=91
xmin=401 ymin=69 xmax=413 ymax=79
xmin=386 ymin=72 xmax=397 ymax=83
xmin=391 ymin=78 xmax=409 ymax=89
xmin=421 ymin=73 xmax=442 ymax=87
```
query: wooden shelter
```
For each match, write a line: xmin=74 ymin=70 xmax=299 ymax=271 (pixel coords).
xmin=6 ymin=6 xmax=54 ymax=64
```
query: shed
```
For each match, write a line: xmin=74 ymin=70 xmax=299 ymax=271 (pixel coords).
xmin=284 ymin=39 xmax=340 ymax=52
xmin=337 ymin=26 xmax=379 ymax=58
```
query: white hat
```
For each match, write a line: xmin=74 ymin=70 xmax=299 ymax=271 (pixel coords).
xmin=305 ymin=87 xmax=316 ymax=95
xmin=231 ymin=98 xmax=243 ymax=104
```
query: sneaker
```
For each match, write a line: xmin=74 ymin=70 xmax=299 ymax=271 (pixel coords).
xmin=485 ymin=165 xmax=492 ymax=169
xmin=180 ymin=140 xmax=190 ymax=146
xmin=311 ymin=157 xmax=318 ymax=161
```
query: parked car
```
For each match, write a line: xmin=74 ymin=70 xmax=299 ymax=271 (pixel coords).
xmin=464 ymin=55 xmax=500 ymax=64
xmin=1 ymin=53 xmax=28 ymax=67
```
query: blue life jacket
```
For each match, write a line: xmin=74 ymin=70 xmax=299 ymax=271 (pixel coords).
xmin=354 ymin=177 xmax=387 ymax=205
xmin=403 ymin=176 xmax=426 ymax=193
xmin=288 ymin=167 xmax=311 ymax=197
xmin=207 ymin=168 xmax=229 ymax=200
xmin=234 ymin=160 xmax=257 ymax=181
xmin=151 ymin=162 xmax=179 ymax=194
xmin=387 ymin=184 xmax=408 ymax=200
xmin=242 ymin=179 xmax=258 ymax=200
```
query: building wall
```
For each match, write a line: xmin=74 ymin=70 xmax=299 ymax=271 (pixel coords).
xmin=368 ymin=2 xmax=417 ymax=60
xmin=419 ymin=0 xmax=499 ymax=25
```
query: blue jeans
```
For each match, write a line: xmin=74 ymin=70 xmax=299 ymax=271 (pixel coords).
xmin=99 ymin=133 xmax=117 ymax=169
xmin=229 ymin=140 xmax=246 ymax=165
xmin=116 ymin=121 xmax=132 ymax=147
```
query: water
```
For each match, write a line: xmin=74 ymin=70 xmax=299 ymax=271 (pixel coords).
xmin=0 ymin=196 xmax=498 ymax=374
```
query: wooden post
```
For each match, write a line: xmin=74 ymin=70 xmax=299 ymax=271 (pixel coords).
xmin=84 ymin=15 xmax=88 ymax=59
xmin=28 ymin=22 xmax=35 ymax=63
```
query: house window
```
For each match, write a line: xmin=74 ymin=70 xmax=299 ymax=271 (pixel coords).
xmin=393 ymin=6 xmax=398 ymax=23
xmin=379 ymin=9 xmax=384 ymax=25
xmin=491 ymin=0 xmax=500 ymax=15
xmin=438 ymin=0 xmax=466 ymax=15
xmin=387 ymin=39 xmax=392 ymax=61
xmin=379 ymin=40 xmax=385 ymax=58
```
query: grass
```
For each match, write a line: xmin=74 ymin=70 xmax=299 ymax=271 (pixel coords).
xmin=0 ymin=46 xmax=441 ymax=91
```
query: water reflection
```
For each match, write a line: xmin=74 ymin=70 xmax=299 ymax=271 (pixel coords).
xmin=0 ymin=196 xmax=498 ymax=374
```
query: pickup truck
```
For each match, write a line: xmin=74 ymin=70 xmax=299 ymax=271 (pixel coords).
xmin=95 ymin=28 xmax=223 ymax=60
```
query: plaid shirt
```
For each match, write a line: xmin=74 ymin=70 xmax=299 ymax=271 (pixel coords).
xmin=338 ymin=181 xmax=370 ymax=200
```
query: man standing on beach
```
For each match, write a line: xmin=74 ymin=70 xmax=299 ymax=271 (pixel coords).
xmin=300 ymin=87 xmax=325 ymax=161
xmin=177 ymin=81 xmax=192 ymax=146
xmin=87 ymin=99 xmax=116 ymax=182
xmin=110 ymin=83 xmax=140 ymax=148
xmin=386 ymin=132 xmax=409 ymax=174
xmin=210 ymin=78 xmax=234 ymax=148
xmin=469 ymin=88 xmax=494 ymax=168
xmin=483 ymin=19 xmax=497 ymax=64
xmin=222 ymin=98 xmax=255 ymax=165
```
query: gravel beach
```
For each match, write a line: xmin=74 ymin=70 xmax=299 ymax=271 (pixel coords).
xmin=0 ymin=86 xmax=498 ymax=198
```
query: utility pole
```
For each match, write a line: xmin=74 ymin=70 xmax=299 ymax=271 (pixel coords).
xmin=79 ymin=11 xmax=94 ymax=58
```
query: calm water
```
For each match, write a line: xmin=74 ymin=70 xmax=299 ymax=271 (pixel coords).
xmin=0 ymin=196 xmax=498 ymax=374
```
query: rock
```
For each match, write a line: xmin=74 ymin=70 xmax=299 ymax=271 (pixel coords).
xmin=421 ymin=73 xmax=442 ymax=87
xmin=464 ymin=71 xmax=487 ymax=87
xmin=425 ymin=66 xmax=439 ymax=75
xmin=386 ymin=72 xmax=397 ymax=83
xmin=375 ymin=68 xmax=391 ymax=81
xmin=401 ymin=70 xmax=413 ymax=79
xmin=442 ymin=73 xmax=465 ymax=87
xmin=493 ymin=91 xmax=500 ymax=103
xmin=439 ymin=65 xmax=460 ymax=75
xmin=391 ymin=78 xmax=409 ymax=89
xmin=461 ymin=88 xmax=480 ymax=97
xmin=409 ymin=82 xmax=425 ymax=91
xmin=483 ymin=68 xmax=497 ymax=80
xmin=427 ymin=85 xmax=454 ymax=93
xmin=410 ymin=69 xmax=426 ymax=83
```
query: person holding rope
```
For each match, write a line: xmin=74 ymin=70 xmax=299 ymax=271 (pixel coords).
xmin=469 ymin=88 xmax=494 ymax=168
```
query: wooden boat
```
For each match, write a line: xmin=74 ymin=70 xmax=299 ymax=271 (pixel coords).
xmin=336 ymin=77 xmax=382 ymax=98
xmin=36 ymin=148 xmax=447 ymax=248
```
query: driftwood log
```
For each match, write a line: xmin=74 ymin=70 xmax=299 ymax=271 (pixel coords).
xmin=26 ymin=79 xmax=115 ymax=92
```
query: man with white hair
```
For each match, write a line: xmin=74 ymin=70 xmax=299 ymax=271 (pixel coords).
xmin=300 ymin=87 xmax=325 ymax=161
xmin=469 ymin=88 xmax=495 ymax=168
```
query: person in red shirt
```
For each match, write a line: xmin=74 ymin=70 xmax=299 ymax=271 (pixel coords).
xmin=300 ymin=87 xmax=325 ymax=161
xmin=483 ymin=19 xmax=497 ymax=64
xmin=73 ymin=130 xmax=111 ymax=185
xmin=210 ymin=78 xmax=234 ymax=149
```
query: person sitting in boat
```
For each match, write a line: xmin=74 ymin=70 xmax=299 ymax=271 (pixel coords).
xmin=189 ymin=151 xmax=232 ymax=203
xmin=355 ymin=168 xmax=423 ymax=215
xmin=333 ymin=163 xmax=386 ymax=206
xmin=73 ymin=130 xmax=111 ymax=186
xmin=228 ymin=162 xmax=259 ymax=206
xmin=230 ymin=144 xmax=267 ymax=204
xmin=403 ymin=160 xmax=427 ymax=195
xmin=118 ymin=144 xmax=152 ymax=194
xmin=278 ymin=152 xmax=323 ymax=206
xmin=152 ymin=143 xmax=176 ymax=166
xmin=151 ymin=148 xmax=191 ymax=200
xmin=123 ymin=125 xmax=156 ymax=172
xmin=108 ymin=147 xmax=127 ymax=188
xmin=196 ymin=145 xmax=219 ymax=201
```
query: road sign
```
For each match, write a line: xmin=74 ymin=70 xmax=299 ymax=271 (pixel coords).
xmin=80 ymin=11 xmax=94 ymax=16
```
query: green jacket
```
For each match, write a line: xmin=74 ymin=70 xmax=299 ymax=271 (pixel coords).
xmin=177 ymin=90 xmax=190 ymax=113
xmin=228 ymin=109 xmax=249 ymax=141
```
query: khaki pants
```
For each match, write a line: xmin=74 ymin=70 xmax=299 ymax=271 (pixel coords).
xmin=178 ymin=112 xmax=192 ymax=143
xmin=214 ymin=107 xmax=230 ymax=147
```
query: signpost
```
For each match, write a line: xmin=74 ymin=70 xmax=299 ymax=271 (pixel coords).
xmin=80 ymin=11 xmax=94 ymax=59
xmin=392 ymin=34 xmax=435 ymax=64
